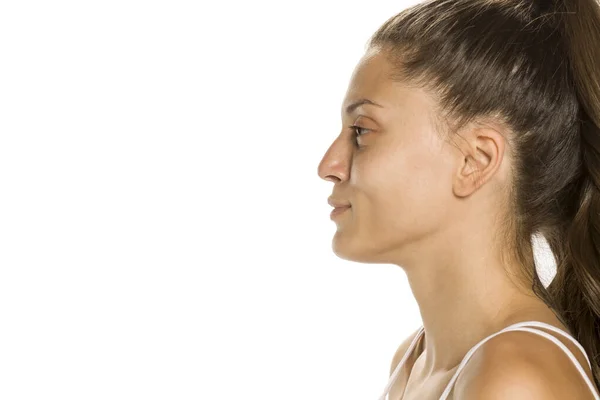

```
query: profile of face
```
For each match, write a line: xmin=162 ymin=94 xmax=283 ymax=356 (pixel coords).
xmin=318 ymin=47 xmax=464 ymax=266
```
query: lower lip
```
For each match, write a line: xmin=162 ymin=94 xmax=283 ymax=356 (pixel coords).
xmin=330 ymin=206 xmax=351 ymax=219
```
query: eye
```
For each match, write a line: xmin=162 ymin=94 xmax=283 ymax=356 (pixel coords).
xmin=350 ymin=125 xmax=371 ymax=139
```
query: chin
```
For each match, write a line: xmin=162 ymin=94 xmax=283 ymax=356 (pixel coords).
xmin=332 ymin=235 xmax=385 ymax=264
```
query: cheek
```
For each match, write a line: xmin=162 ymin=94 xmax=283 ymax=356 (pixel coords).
xmin=354 ymin=146 xmax=447 ymax=227
xmin=352 ymin=150 xmax=411 ymax=217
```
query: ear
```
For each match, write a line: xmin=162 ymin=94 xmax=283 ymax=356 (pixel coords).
xmin=452 ymin=125 xmax=506 ymax=198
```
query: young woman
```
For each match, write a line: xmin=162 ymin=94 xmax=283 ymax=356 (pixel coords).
xmin=318 ymin=0 xmax=600 ymax=398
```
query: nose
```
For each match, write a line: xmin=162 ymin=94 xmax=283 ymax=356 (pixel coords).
xmin=317 ymin=135 xmax=350 ymax=183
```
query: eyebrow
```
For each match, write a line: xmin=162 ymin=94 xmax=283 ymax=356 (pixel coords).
xmin=344 ymin=98 xmax=384 ymax=115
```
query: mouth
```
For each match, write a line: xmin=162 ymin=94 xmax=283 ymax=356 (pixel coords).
xmin=330 ymin=205 xmax=351 ymax=219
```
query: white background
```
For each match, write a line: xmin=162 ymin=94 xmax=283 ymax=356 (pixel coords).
xmin=0 ymin=1 xmax=556 ymax=399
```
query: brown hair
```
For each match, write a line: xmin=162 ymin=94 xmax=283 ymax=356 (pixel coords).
xmin=366 ymin=0 xmax=600 ymax=387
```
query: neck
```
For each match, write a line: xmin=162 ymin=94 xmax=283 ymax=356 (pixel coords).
xmin=397 ymin=225 xmax=559 ymax=378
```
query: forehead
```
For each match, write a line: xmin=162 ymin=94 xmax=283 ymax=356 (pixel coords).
xmin=342 ymin=50 xmax=401 ymax=112
xmin=350 ymin=50 xmax=392 ymax=89
xmin=342 ymin=49 xmax=441 ymax=120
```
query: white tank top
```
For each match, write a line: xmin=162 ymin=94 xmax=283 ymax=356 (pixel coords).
xmin=378 ymin=320 xmax=600 ymax=400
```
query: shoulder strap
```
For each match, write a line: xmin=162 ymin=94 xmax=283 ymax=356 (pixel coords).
xmin=438 ymin=321 xmax=600 ymax=400
xmin=378 ymin=326 xmax=425 ymax=400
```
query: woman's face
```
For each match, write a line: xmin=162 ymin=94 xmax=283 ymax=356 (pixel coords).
xmin=318 ymin=48 xmax=458 ymax=265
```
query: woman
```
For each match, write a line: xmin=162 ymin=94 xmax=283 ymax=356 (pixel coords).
xmin=318 ymin=0 xmax=600 ymax=398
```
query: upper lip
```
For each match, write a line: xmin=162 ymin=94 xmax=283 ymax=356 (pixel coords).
xmin=328 ymin=198 xmax=351 ymax=208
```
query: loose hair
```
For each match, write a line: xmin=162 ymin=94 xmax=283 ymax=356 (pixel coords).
xmin=366 ymin=0 xmax=600 ymax=388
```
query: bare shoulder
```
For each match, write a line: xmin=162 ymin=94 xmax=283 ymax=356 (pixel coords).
xmin=454 ymin=330 xmax=599 ymax=399
xmin=389 ymin=326 xmax=423 ymax=376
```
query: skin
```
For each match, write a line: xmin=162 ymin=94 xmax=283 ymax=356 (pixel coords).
xmin=317 ymin=46 xmax=596 ymax=398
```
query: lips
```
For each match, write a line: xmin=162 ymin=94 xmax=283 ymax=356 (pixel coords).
xmin=327 ymin=198 xmax=351 ymax=208
xmin=330 ymin=205 xmax=351 ymax=219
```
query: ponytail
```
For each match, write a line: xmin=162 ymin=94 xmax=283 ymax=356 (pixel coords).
xmin=547 ymin=0 xmax=600 ymax=388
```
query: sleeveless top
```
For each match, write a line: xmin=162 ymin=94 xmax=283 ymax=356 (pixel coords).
xmin=378 ymin=320 xmax=600 ymax=400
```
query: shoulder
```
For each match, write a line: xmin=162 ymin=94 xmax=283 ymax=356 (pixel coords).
xmin=389 ymin=326 xmax=423 ymax=376
xmin=454 ymin=330 xmax=597 ymax=399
